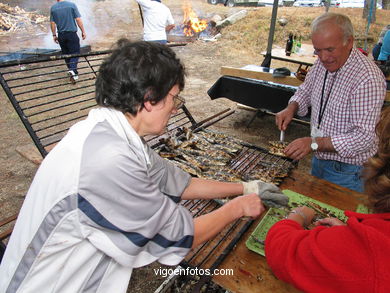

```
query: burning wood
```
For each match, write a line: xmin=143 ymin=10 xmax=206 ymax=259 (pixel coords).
xmin=0 ymin=4 xmax=47 ymax=35
xmin=182 ymin=3 xmax=208 ymax=37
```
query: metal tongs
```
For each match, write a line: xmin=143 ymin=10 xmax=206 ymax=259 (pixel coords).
xmin=280 ymin=130 xmax=285 ymax=142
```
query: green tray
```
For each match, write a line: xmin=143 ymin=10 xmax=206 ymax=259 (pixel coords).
xmin=245 ymin=189 xmax=348 ymax=257
xmin=356 ymin=203 xmax=370 ymax=214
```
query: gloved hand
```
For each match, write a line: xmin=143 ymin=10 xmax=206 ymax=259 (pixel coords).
xmin=242 ymin=180 xmax=289 ymax=208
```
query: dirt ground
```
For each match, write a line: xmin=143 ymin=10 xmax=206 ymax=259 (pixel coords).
xmin=0 ymin=1 xmax=312 ymax=292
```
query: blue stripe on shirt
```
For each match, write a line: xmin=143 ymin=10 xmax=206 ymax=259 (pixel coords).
xmin=78 ymin=194 xmax=193 ymax=248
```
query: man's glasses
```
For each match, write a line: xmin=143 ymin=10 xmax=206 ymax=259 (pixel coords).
xmin=169 ymin=93 xmax=186 ymax=109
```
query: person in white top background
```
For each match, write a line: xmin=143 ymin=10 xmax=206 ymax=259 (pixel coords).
xmin=135 ymin=0 xmax=175 ymax=44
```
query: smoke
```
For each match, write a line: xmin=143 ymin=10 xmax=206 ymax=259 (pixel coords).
xmin=43 ymin=0 xmax=133 ymax=49
xmin=43 ymin=0 xmax=93 ymax=48
xmin=2 ymin=0 xmax=132 ymax=50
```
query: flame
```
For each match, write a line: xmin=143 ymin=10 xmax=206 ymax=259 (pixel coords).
xmin=182 ymin=4 xmax=208 ymax=37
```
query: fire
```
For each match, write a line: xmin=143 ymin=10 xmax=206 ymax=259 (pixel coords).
xmin=182 ymin=4 xmax=208 ymax=37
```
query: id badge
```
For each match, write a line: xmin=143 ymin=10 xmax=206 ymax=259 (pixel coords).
xmin=311 ymin=126 xmax=323 ymax=138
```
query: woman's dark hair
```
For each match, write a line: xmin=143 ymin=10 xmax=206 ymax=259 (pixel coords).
xmin=363 ymin=107 xmax=390 ymax=213
xmin=95 ymin=39 xmax=185 ymax=115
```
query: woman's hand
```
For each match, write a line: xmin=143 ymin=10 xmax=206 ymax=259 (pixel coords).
xmin=287 ymin=206 xmax=316 ymax=227
xmin=315 ymin=217 xmax=346 ymax=227
xmin=229 ymin=193 xmax=266 ymax=219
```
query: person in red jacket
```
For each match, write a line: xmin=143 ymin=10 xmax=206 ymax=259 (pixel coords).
xmin=265 ymin=106 xmax=390 ymax=293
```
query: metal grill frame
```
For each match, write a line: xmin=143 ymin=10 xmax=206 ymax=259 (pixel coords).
xmin=0 ymin=51 xmax=111 ymax=157
xmin=0 ymin=45 xmax=190 ymax=158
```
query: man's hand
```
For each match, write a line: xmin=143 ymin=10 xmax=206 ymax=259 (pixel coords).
xmin=81 ymin=32 xmax=86 ymax=40
xmin=53 ymin=35 xmax=59 ymax=44
xmin=275 ymin=102 xmax=298 ymax=131
xmin=242 ymin=181 xmax=289 ymax=208
xmin=284 ymin=137 xmax=312 ymax=160
xmin=166 ymin=24 xmax=175 ymax=32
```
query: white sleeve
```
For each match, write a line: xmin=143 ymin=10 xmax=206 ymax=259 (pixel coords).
xmin=77 ymin=140 xmax=193 ymax=268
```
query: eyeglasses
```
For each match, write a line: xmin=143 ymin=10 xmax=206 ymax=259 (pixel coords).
xmin=169 ymin=93 xmax=186 ymax=109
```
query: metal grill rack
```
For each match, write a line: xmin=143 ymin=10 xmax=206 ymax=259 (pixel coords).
xmin=181 ymin=199 xmax=252 ymax=269
xmin=228 ymin=144 xmax=295 ymax=184
xmin=0 ymin=51 xmax=110 ymax=156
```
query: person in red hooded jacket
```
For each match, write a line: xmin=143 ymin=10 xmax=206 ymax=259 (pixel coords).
xmin=265 ymin=106 xmax=390 ymax=293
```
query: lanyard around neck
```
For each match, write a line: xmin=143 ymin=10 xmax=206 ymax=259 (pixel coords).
xmin=317 ymin=70 xmax=337 ymax=128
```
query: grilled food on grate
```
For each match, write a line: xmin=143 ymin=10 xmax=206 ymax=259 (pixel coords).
xmin=157 ymin=128 xmax=293 ymax=185
xmin=268 ymin=140 xmax=289 ymax=157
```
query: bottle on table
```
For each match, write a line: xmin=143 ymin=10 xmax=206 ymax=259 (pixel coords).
xmin=292 ymin=34 xmax=297 ymax=53
xmin=296 ymin=35 xmax=302 ymax=53
xmin=285 ymin=33 xmax=293 ymax=56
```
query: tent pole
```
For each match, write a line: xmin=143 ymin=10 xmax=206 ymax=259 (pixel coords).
xmin=261 ymin=0 xmax=279 ymax=68
xmin=138 ymin=4 xmax=144 ymax=27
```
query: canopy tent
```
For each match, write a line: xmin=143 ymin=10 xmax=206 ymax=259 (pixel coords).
xmin=261 ymin=0 xmax=280 ymax=67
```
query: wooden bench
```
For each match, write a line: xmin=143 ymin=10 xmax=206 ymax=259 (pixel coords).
xmin=261 ymin=43 xmax=317 ymax=71
xmin=0 ymin=214 xmax=18 ymax=262
xmin=221 ymin=65 xmax=303 ymax=87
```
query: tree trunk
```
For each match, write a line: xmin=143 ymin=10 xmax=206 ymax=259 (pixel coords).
xmin=363 ymin=0 xmax=377 ymax=23
xmin=323 ymin=0 xmax=330 ymax=12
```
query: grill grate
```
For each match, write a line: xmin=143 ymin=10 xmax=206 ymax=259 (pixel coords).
xmin=0 ymin=51 xmax=111 ymax=156
xmin=228 ymin=144 xmax=295 ymax=184
xmin=0 ymin=47 xmax=192 ymax=158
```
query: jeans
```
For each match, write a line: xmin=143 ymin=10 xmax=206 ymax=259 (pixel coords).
xmin=58 ymin=31 xmax=80 ymax=74
xmin=372 ymin=43 xmax=382 ymax=61
xmin=148 ymin=40 xmax=167 ymax=45
xmin=311 ymin=157 xmax=364 ymax=193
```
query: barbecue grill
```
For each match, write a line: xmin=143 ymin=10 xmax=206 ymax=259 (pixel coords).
xmin=207 ymin=65 xmax=312 ymax=124
xmin=0 ymin=50 xmax=297 ymax=290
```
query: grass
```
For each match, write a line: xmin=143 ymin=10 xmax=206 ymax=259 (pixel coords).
xmin=219 ymin=7 xmax=390 ymax=60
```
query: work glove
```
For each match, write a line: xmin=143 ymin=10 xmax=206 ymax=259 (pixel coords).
xmin=242 ymin=180 xmax=289 ymax=208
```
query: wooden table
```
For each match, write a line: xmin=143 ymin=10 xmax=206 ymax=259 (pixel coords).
xmin=262 ymin=44 xmax=317 ymax=68
xmin=212 ymin=169 xmax=367 ymax=293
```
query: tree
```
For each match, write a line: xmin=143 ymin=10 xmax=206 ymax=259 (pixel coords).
xmin=363 ymin=0 xmax=377 ymax=23
xmin=323 ymin=0 xmax=331 ymax=12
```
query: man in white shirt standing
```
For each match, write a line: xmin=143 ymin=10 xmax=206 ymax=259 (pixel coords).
xmin=135 ymin=0 xmax=175 ymax=44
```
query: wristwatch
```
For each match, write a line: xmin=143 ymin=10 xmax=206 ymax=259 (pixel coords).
xmin=311 ymin=137 xmax=318 ymax=151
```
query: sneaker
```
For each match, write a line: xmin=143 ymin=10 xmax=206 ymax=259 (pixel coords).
xmin=67 ymin=70 xmax=77 ymax=84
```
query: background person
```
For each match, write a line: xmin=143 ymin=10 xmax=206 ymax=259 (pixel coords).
xmin=275 ymin=13 xmax=386 ymax=192
xmin=372 ymin=24 xmax=390 ymax=61
xmin=50 ymin=0 xmax=86 ymax=83
xmin=377 ymin=30 xmax=390 ymax=62
xmin=376 ymin=30 xmax=390 ymax=90
xmin=0 ymin=40 xmax=287 ymax=292
xmin=135 ymin=0 xmax=175 ymax=44
xmin=265 ymin=106 xmax=390 ymax=292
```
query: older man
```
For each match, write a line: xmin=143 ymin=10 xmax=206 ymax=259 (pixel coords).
xmin=276 ymin=13 xmax=386 ymax=192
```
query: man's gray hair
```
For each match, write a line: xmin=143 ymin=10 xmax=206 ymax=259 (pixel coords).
xmin=311 ymin=13 xmax=354 ymax=44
